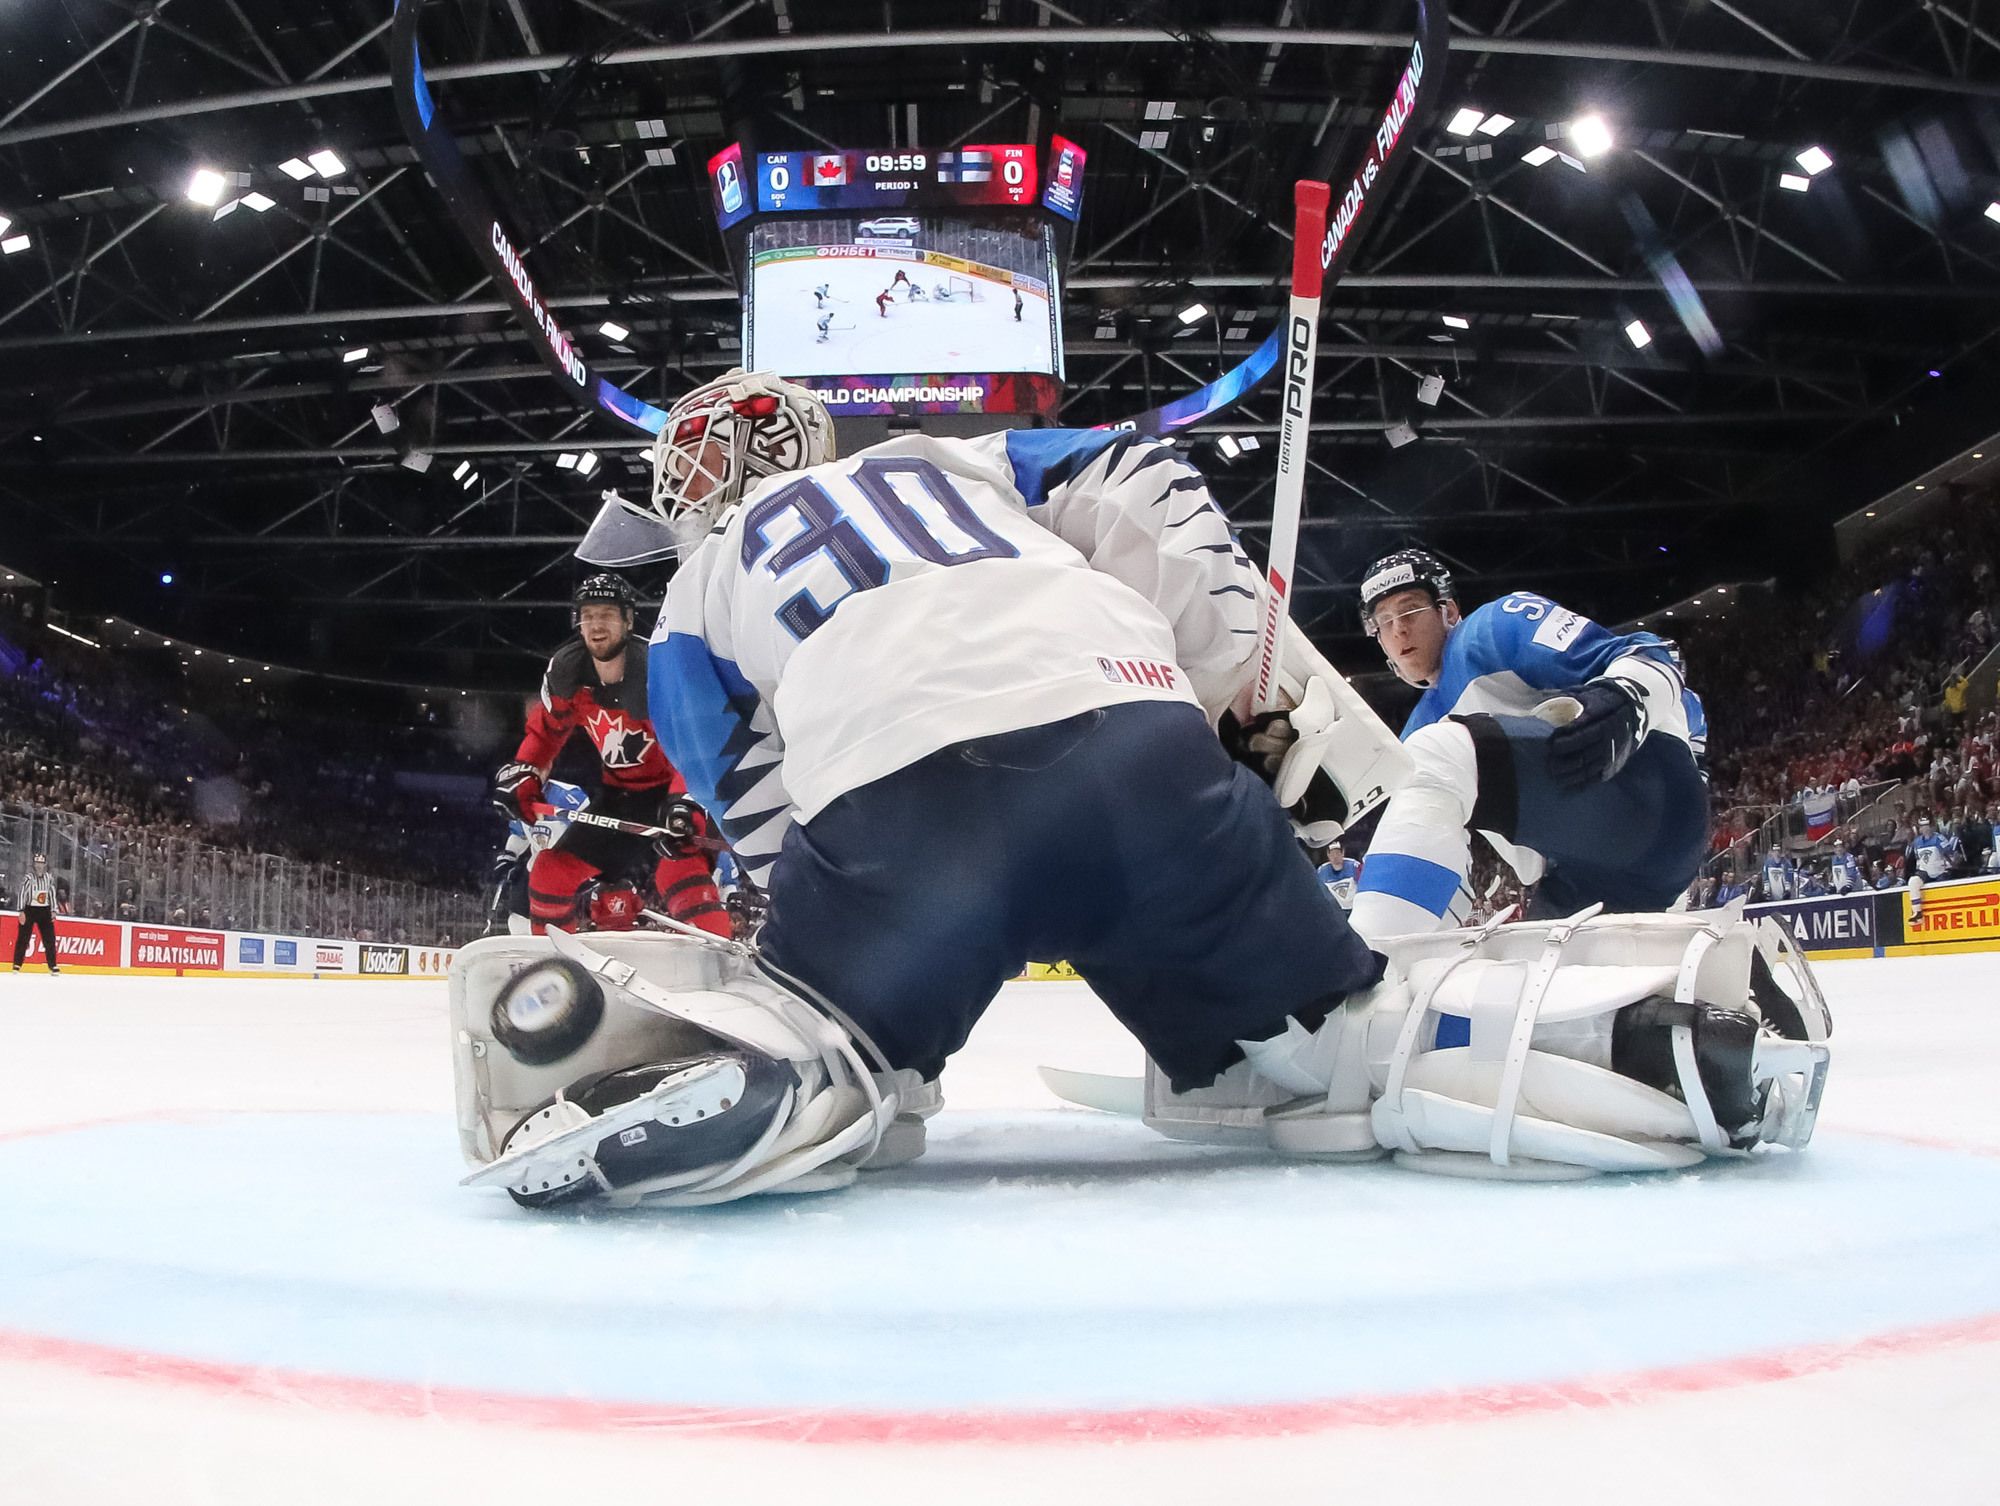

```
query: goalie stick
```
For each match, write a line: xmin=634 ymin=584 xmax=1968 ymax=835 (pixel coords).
xmin=1252 ymin=1 xmax=1448 ymax=708
xmin=1107 ymin=0 xmax=1448 ymax=443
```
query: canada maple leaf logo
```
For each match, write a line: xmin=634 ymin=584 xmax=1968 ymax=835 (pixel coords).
xmin=587 ymin=709 xmax=656 ymax=769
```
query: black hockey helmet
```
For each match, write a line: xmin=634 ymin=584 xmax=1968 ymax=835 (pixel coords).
xmin=1359 ymin=549 xmax=1455 ymax=636
xmin=572 ymin=572 xmax=637 ymax=624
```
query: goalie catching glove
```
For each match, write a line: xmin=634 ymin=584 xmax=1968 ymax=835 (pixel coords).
xmin=449 ymin=928 xmax=936 ymax=1209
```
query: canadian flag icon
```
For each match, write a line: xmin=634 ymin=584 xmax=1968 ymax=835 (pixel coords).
xmin=813 ymin=154 xmax=847 ymax=185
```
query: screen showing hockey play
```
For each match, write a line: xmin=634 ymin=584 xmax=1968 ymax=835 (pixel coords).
xmin=742 ymin=213 xmax=1063 ymax=415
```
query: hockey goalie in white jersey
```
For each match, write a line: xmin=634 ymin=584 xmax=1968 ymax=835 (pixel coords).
xmin=445 ymin=371 xmax=1829 ymax=1207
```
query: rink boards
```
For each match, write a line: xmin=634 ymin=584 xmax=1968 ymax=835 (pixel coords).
xmin=0 ymin=910 xmax=454 ymax=979
xmin=1749 ymin=873 xmax=2000 ymax=960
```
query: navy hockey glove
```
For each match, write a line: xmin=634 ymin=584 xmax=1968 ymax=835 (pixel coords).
xmin=494 ymin=761 xmax=545 ymax=822
xmin=1544 ymin=677 xmax=1645 ymax=793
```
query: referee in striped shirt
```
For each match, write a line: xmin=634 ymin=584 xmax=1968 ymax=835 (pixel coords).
xmin=11 ymin=854 xmax=60 ymax=974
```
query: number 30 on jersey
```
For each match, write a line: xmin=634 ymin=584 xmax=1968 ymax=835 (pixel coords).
xmin=739 ymin=457 xmax=1020 ymax=639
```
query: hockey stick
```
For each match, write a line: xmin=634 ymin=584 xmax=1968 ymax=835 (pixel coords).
xmin=1252 ymin=178 xmax=1331 ymax=715
xmin=1252 ymin=7 xmax=1447 ymax=708
xmin=390 ymin=0 xmax=667 ymax=437
xmin=528 ymin=803 xmax=727 ymax=853
xmin=1106 ymin=0 xmax=1449 ymax=440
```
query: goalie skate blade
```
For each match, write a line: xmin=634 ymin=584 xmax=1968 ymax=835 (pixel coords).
xmin=462 ymin=1057 xmax=747 ymax=1198
xmin=1394 ymin=1149 xmax=1602 ymax=1182
xmin=1037 ymin=1066 xmax=1144 ymax=1117
xmin=1265 ymin=1107 xmax=1385 ymax=1161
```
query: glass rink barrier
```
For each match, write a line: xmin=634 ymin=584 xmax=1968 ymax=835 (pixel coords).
xmin=0 ymin=802 xmax=481 ymax=949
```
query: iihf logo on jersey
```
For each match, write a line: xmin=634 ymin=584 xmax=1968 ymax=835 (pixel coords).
xmin=587 ymin=709 xmax=657 ymax=769
xmin=1097 ymin=656 xmax=1180 ymax=690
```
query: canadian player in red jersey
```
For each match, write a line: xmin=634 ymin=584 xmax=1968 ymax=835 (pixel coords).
xmin=493 ymin=574 xmax=730 ymax=936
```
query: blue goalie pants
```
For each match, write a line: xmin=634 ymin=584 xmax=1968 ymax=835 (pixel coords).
xmin=759 ymin=700 xmax=1384 ymax=1091
xmin=1459 ymin=711 xmax=1710 ymax=918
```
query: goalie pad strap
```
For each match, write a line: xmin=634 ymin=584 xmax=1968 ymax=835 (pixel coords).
xmin=1490 ymin=904 xmax=1602 ymax=1167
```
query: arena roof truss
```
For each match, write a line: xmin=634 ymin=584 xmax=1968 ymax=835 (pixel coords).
xmin=4 ymin=0 xmax=2000 ymax=683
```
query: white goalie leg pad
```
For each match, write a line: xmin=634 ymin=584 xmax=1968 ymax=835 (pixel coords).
xmin=1226 ymin=908 xmax=1832 ymax=1177
xmin=1274 ymin=620 xmax=1416 ymax=837
xmin=1367 ymin=908 xmax=1831 ymax=1178
xmin=452 ymin=929 xmax=899 ymax=1209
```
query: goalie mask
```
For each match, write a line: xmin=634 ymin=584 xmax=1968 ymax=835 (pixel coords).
xmin=649 ymin=369 xmax=835 ymax=540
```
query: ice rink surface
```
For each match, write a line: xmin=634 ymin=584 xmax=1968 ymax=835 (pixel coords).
xmin=1 ymin=951 xmax=1997 ymax=1503
xmin=749 ymin=254 xmax=1054 ymax=379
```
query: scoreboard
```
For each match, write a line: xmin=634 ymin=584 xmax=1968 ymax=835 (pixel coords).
xmin=710 ymin=143 xmax=1057 ymax=227
xmin=757 ymin=145 xmax=1036 ymax=212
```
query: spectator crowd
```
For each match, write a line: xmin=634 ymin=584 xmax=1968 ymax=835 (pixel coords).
xmin=1 ymin=619 xmax=497 ymax=934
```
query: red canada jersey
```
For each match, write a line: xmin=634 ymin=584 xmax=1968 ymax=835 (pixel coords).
xmin=516 ymin=636 xmax=684 ymax=794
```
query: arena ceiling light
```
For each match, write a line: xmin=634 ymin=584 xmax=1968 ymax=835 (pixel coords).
xmin=241 ymin=191 xmax=275 ymax=213
xmin=277 ymin=158 xmax=314 ymax=180
xmin=1477 ymin=113 xmax=1516 ymax=136
xmin=1521 ymin=145 xmax=1558 ymax=167
xmin=0 ymin=214 xmax=10 ymax=237
xmin=342 ymin=347 xmax=368 ymax=363
xmin=1779 ymin=173 xmax=1811 ymax=192
xmin=576 ymin=452 xmax=601 ymax=477
xmin=1216 ymin=435 xmax=1242 ymax=459
xmin=556 ymin=452 xmax=579 ymax=469
xmin=307 ymin=149 xmax=347 ymax=179
xmin=461 ymin=470 xmax=480 ymax=491
xmin=185 ymin=168 xmax=228 ymax=206
xmin=451 ymin=461 xmax=471 ymax=482
xmin=1795 ymin=145 xmax=1834 ymax=176
xmin=1446 ymin=107 xmax=1486 ymax=137
xmin=370 ymin=405 xmax=400 ymax=434
xmin=1441 ymin=314 xmax=1470 ymax=329
xmin=1624 ymin=318 xmax=1653 ymax=349
xmin=1569 ymin=115 xmax=1614 ymax=157
xmin=0 ymin=233 xmax=27 ymax=255
xmin=1176 ymin=302 xmax=1209 ymax=325
xmin=598 ymin=320 xmax=631 ymax=342
xmin=1985 ymin=201 xmax=2000 ymax=224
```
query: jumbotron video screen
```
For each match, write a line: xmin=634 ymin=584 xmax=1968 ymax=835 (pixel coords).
xmin=710 ymin=141 xmax=1084 ymax=418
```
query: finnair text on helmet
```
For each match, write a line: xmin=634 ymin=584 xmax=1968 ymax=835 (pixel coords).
xmin=491 ymin=221 xmax=587 ymax=388
xmin=1320 ymin=38 xmax=1426 ymax=273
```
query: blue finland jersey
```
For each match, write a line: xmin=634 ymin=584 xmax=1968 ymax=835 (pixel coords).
xmin=1403 ymin=594 xmax=1700 ymax=754
xmin=1907 ymin=831 xmax=1960 ymax=881
xmin=1762 ymin=851 xmax=1795 ymax=901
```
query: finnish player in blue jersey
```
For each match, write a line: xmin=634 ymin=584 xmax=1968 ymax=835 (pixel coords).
xmin=1347 ymin=549 xmax=1710 ymax=942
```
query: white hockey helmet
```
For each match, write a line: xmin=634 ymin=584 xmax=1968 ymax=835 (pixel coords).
xmin=649 ymin=368 xmax=835 ymax=534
